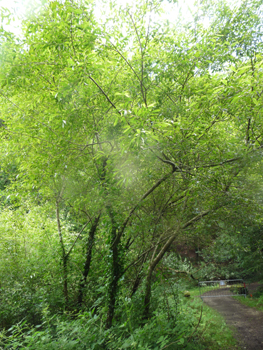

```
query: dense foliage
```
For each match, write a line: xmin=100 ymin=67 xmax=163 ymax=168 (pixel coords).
xmin=0 ymin=0 xmax=263 ymax=348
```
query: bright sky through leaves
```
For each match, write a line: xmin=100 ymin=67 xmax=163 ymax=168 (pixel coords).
xmin=1 ymin=0 xmax=197 ymax=35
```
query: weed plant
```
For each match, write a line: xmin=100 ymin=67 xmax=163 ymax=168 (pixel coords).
xmin=234 ymin=284 xmax=263 ymax=311
xmin=0 ymin=283 xmax=240 ymax=350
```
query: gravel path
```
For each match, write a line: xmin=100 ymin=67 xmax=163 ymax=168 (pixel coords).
xmin=203 ymin=284 xmax=263 ymax=350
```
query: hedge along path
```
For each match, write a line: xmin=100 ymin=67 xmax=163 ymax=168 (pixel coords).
xmin=203 ymin=283 xmax=263 ymax=350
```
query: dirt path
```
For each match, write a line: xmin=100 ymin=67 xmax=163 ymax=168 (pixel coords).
xmin=203 ymin=284 xmax=263 ymax=350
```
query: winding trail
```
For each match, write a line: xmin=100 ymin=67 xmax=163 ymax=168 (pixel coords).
xmin=203 ymin=284 xmax=263 ymax=350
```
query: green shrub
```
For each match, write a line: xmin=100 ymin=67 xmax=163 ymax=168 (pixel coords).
xmin=229 ymin=284 xmax=248 ymax=295
xmin=0 ymin=282 xmax=206 ymax=350
xmin=251 ymin=285 xmax=263 ymax=298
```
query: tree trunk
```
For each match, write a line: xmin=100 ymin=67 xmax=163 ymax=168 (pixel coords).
xmin=130 ymin=253 xmax=148 ymax=297
xmin=131 ymin=274 xmax=142 ymax=297
xmin=77 ymin=214 xmax=101 ymax=308
xmin=56 ymin=201 xmax=69 ymax=309
xmin=105 ymin=236 xmax=119 ymax=329
xmin=105 ymin=209 xmax=121 ymax=329
xmin=143 ymin=230 xmax=179 ymax=319
xmin=143 ymin=211 xmax=210 ymax=319
xmin=62 ymin=256 xmax=69 ymax=309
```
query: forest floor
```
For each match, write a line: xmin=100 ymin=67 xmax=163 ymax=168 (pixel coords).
xmin=202 ymin=283 xmax=263 ymax=350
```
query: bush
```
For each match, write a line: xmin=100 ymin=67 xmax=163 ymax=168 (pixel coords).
xmin=0 ymin=282 xmax=206 ymax=350
xmin=251 ymin=285 xmax=263 ymax=298
xmin=229 ymin=284 xmax=248 ymax=295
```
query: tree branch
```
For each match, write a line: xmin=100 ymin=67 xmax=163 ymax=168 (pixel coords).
xmin=56 ymin=201 xmax=66 ymax=259
xmin=65 ymin=219 xmax=92 ymax=259
xmin=85 ymin=79 xmax=121 ymax=115
xmin=113 ymin=168 xmax=178 ymax=247
xmin=182 ymin=210 xmax=210 ymax=230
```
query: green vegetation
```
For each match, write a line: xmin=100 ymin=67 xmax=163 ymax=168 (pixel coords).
xmin=234 ymin=296 xmax=263 ymax=312
xmin=0 ymin=0 xmax=263 ymax=348
xmin=183 ymin=293 xmax=239 ymax=350
xmin=229 ymin=284 xmax=248 ymax=295
xmin=0 ymin=286 xmax=240 ymax=350
xmin=234 ymin=285 xmax=263 ymax=311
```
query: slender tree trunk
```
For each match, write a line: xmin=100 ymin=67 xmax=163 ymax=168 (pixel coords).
xmin=105 ymin=236 xmax=119 ymax=329
xmin=62 ymin=257 xmax=69 ymax=308
xmin=96 ymin=157 xmax=122 ymax=328
xmin=56 ymin=202 xmax=69 ymax=309
xmin=105 ymin=209 xmax=121 ymax=329
xmin=77 ymin=214 xmax=101 ymax=307
xmin=143 ymin=211 xmax=210 ymax=319
xmin=130 ymin=253 xmax=148 ymax=297
xmin=105 ymin=173 xmax=179 ymax=328
xmin=143 ymin=230 xmax=180 ymax=319
xmin=143 ymin=266 xmax=154 ymax=319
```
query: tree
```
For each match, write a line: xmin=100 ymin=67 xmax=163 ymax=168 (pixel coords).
xmin=1 ymin=0 xmax=263 ymax=329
